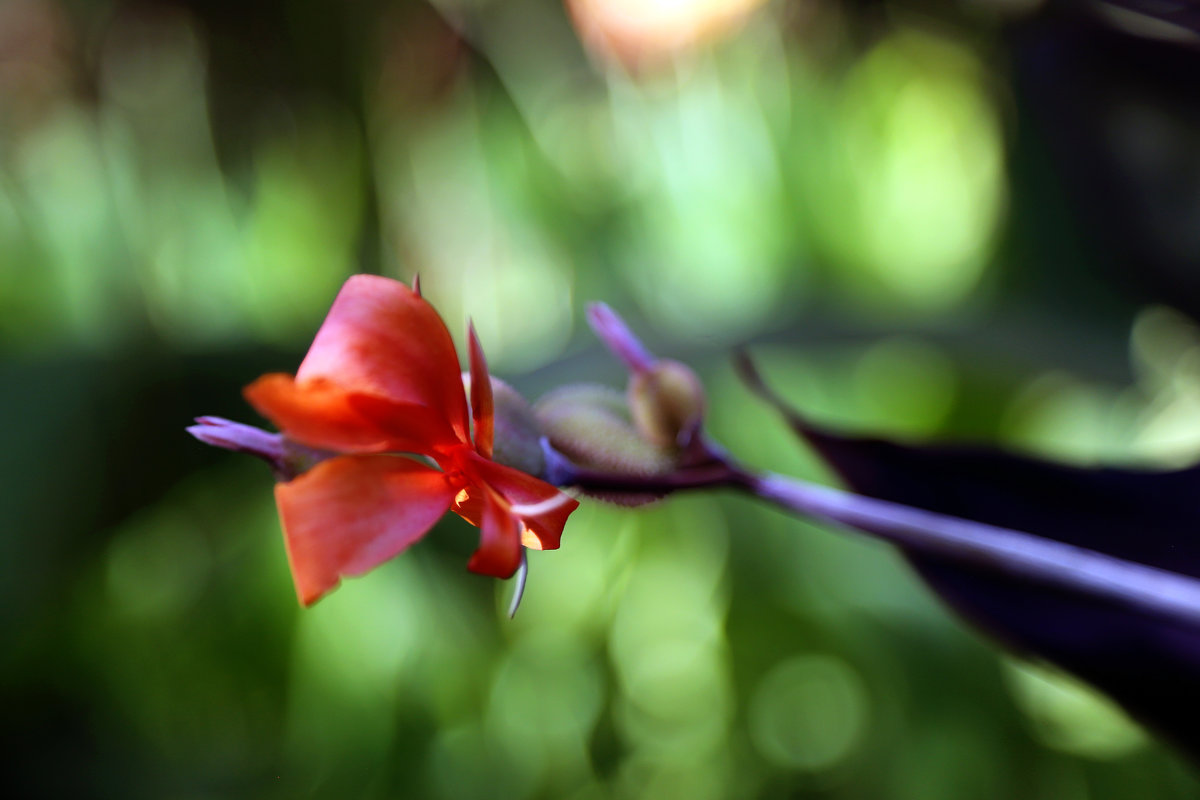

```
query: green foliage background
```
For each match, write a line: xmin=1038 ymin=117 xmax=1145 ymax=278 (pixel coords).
xmin=3 ymin=0 xmax=1198 ymax=797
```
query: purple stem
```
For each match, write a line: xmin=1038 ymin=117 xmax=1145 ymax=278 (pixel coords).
xmin=748 ymin=472 xmax=1200 ymax=625
xmin=554 ymin=445 xmax=1200 ymax=626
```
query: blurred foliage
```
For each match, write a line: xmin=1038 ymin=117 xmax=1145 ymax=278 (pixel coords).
xmin=3 ymin=0 xmax=1200 ymax=797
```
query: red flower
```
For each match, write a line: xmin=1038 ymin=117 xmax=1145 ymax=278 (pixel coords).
xmin=243 ymin=275 xmax=579 ymax=606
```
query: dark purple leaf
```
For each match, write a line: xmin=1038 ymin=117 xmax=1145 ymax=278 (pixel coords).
xmin=736 ymin=353 xmax=1200 ymax=759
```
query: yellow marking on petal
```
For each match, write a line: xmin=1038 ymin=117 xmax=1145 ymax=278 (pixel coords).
xmin=521 ymin=526 xmax=544 ymax=550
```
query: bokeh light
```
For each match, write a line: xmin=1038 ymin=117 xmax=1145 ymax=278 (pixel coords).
xmin=5 ymin=0 xmax=1200 ymax=797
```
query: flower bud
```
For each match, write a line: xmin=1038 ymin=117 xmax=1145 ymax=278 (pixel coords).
xmin=462 ymin=373 xmax=546 ymax=478
xmin=535 ymin=384 xmax=677 ymax=505
xmin=628 ymin=359 xmax=706 ymax=448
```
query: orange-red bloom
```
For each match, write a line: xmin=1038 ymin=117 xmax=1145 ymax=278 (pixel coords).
xmin=243 ymin=275 xmax=579 ymax=606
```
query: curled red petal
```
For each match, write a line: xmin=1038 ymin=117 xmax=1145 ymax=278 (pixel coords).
xmin=450 ymin=484 xmax=485 ymax=527
xmin=294 ymin=275 xmax=470 ymax=444
xmin=451 ymin=483 xmax=537 ymax=548
xmin=467 ymin=488 xmax=523 ymax=578
xmin=467 ymin=322 xmax=494 ymax=459
xmin=464 ymin=452 xmax=579 ymax=551
xmin=274 ymin=454 xmax=458 ymax=606
xmin=245 ymin=374 xmax=452 ymax=454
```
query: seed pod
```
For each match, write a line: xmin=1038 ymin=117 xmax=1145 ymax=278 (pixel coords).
xmin=628 ymin=359 xmax=706 ymax=448
xmin=535 ymin=383 xmax=677 ymax=506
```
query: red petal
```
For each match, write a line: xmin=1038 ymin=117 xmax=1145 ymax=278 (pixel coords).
xmin=450 ymin=484 xmax=485 ymax=527
xmin=245 ymin=374 xmax=388 ymax=452
xmin=245 ymin=374 xmax=452 ymax=454
xmin=294 ymin=275 xmax=470 ymax=444
xmin=451 ymin=486 xmax=549 ymax=551
xmin=464 ymin=452 xmax=580 ymax=551
xmin=345 ymin=393 xmax=464 ymax=457
xmin=467 ymin=322 xmax=494 ymax=459
xmin=467 ymin=488 xmax=523 ymax=578
xmin=274 ymin=455 xmax=457 ymax=605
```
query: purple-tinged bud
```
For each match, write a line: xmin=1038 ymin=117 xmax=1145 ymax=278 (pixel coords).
xmin=585 ymin=302 xmax=707 ymax=449
xmin=188 ymin=416 xmax=285 ymax=461
xmin=187 ymin=417 xmax=331 ymax=481
xmin=586 ymin=303 xmax=656 ymax=374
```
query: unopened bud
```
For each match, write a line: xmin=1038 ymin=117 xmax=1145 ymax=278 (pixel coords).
xmin=586 ymin=303 xmax=707 ymax=448
xmin=187 ymin=416 xmax=332 ymax=481
xmin=586 ymin=302 xmax=656 ymax=373
xmin=628 ymin=359 xmax=706 ymax=448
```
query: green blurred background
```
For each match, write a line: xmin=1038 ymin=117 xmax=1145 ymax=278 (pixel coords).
xmin=4 ymin=0 xmax=1200 ymax=796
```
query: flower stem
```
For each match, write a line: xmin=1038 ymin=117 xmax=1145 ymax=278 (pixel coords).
xmin=554 ymin=444 xmax=1200 ymax=626
xmin=747 ymin=470 xmax=1200 ymax=625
